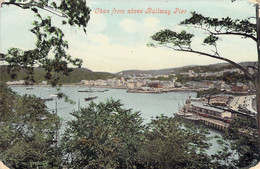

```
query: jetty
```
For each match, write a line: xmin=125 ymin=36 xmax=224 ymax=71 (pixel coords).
xmin=177 ymin=95 xmax=256 ymax=131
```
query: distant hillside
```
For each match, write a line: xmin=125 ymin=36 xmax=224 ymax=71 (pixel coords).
xmin=116 ymin=61 xmax=257 ymax=77
xmin=117 ymin=69 xmax=175 ymax=77
xmin=1 ymin=61 xmax=257 ymax=84
xmin=0 ymin=66 xmax=116 ymax=84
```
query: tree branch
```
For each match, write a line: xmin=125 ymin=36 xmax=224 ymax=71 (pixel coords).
xmin=183 ymin=24 xmax=257 ymax=42
xmin=162 ymin=45 xmax=255 ymax=84
xmin=1 ymin=2 xmax=67 ymax=18
xmin=41 ymin=6 xmax=67 ymax=18
xmin=1 ymin=2 xmax=24 ymax=8
xmin=212 ymin=32 xmax=257 ymax=42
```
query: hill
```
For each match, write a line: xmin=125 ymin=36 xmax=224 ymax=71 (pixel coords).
xmin=1 ymin=61 xmax=257 ymax=84
xmin=116 ymin=62 xmax=257 ymax=77
xmin=0 ymin=66 xmax=116 ymax=84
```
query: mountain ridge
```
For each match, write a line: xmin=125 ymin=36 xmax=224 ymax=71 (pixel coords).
xmin=116 ymin=61 xmax=257 ymax=76
xmin=0 ymin=61 xmax=257 ymax=83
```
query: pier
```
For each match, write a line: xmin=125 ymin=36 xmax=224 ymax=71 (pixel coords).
xmin=177 ymin=113 xmax=230 ymax=131
xmin=199 ymin=117 xmax=230 ymax=131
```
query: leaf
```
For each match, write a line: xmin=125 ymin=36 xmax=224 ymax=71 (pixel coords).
xmin=203 ymin=35 xmax=219 ymax=46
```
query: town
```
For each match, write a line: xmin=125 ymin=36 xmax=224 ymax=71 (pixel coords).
xmin=69 ymin=67 xmax=258 ymax=131
xmin=77 ymin=67 xmax=255 ymax=94
xmin=5 ymin=66 xmax=257 ymax=131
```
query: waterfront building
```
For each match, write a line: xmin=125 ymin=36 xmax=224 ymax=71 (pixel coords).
xmin=127 ymin=80 xmax=135 ymax=89
xmin=174 ymin=82 xmax=182 ymax=88
xmin=6 ymin=80 xmax=26 ymax=85
xmin=190 ymin=101 xmax=232 ymax=119
xmin=94 ymin=80 xmax=104 ymax=86
xmin=39 ymin=81 xmax=47 ymax=85
xmin=84 ymin=80 xmax=95 ymax=86
xmin=126 ymin=79 xmax=145 ymax=89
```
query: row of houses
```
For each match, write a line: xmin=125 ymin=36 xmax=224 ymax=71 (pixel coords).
xmin=80 ymin=78 xmax=177 ymax=89
xmin=6 ymin=80 xmax=47 ymax=85
xmin=121 ymin=73 xmax=174 ymax=79
xmin=80 ymin=76 xmax=252 ymax=93
xmin=180 ymin=68 xmax=249 ymax=78
xmin=185 ymin=80 xmax=252 ymax=93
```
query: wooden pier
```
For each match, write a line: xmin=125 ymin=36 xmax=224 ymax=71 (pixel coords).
xmin=199 ymin=117 xmax=230 ymax=131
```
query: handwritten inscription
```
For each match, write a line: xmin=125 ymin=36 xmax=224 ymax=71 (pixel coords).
xmin=94 ymin=8 xmax=187 ymax=15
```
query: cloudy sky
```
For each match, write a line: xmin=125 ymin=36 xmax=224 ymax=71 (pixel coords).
xmin=0 ymin=0 xmax=257 ymax=73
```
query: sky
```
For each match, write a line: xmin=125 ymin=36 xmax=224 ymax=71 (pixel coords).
xmin=0 ymin=0 xmax=258 ymax=73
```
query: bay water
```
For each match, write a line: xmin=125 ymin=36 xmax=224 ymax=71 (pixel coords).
xmin=10 ymin=86 xmax=221 ymax=155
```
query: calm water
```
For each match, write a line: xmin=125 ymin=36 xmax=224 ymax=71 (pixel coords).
xmin=11 ymin=86 xmax=196 ymax=123
xmin=10 ymin=86 xmax=221 ymax=154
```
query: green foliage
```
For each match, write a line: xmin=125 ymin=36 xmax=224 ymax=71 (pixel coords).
xmin=61 ymin=99 xmax=144 ymax=169
xmin=62 ymin=100 xmax=231 ymax=169
xmin=222 ymin=72 xmax=251 ymax=84
xmin=224 ymin=117 xmax=258 ymax=168
xmin=0 ymin=66 xmax=116 ymax=84
xmin=1 ymin=0 xmax=91 ymax=86
xmin=149 ymin=11 xmax=257 ymax=86
xmin=180 ymin=12 xmax=256 ymax=39
xmin=148 ymin=75 xmax=175 ymax=81
xmin=57 ymin=0 xmax=91 ymax=32
xmin=203 ymin=34 xmax=219 ymax=46
xmin=2 ymin=0 xmax=90 ymax=31
xmin=175 ymin=72 xmax=251 ymax=85
xmin=197 ymin=88 xmax=221 ymax=98
xmin=174 ymin=64 xmax=236 ymax=75
xmin=139 ymin=115 xmax=223 ymax=169
xmin=0 ymin=83 xmax=61 ymax=168
xmin=151 ymin=29 xmax=194 ymax=47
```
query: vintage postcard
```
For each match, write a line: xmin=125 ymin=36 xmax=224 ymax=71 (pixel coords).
xmin=0 ymin=0 xmax=259 ymax=168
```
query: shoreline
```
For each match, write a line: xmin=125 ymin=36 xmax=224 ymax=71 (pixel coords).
xmin=8 ymin=84 xmax=201 ymax=93
xmin=7 ymin=84 xmax=255 ymax=95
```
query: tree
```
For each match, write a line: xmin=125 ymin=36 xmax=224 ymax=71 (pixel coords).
xmin=0 ymin=83 xmax=61 ymax=168
xmin=197 ymin=88 xmax=221 ymax=98
xmin=224 ymin=116 xmax=258 ymax=167
xmin=0 ymin=0 xmax=91 ymax=86
xmin=139 ymin=115 xmax=225 ymax=169
xmin=61 ymin=99 xmax=145 ymax=169
xmin=62 ymin=99 xmax=234 ymax=169
xmin=149 ymin=4 xmax=260 ymax=157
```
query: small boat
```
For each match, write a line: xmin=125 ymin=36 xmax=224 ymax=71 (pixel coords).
xmin=41 ymin=98 xmax=53 ymax=102
xmin=26 ymin=87 xmax=34 ymax=90
xmin=78 ymin=90 xmax=93 ymax=93
xmin=84 ymin=96 xmax=98 ymax=101
xmin=99 ymin=89 xmax=109 ymax=92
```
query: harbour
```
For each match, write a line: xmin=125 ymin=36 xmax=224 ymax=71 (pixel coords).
xmin=176 ymin=95 xmax=257 ymax=131
xmin=10 ymin=86 xmax=196 ymax=123
xmin=8 ymin=86 xmax=231 ymax=157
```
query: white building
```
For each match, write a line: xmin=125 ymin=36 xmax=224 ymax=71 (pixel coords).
xmin=6 ymin=80 xmax=26 ymax=85
xmin=39 ymin=81 xmax=47 ymax=85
